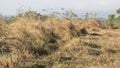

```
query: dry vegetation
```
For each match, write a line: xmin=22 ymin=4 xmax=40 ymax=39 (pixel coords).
xmin=0 ymin=10 xmax=120 ymax=68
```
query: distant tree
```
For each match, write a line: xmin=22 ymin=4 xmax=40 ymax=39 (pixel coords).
xmin=117 ymin=8 xmax=120 ymax=14
xmin=24 ymin=11 xmax=39 ymax=19
xmin=85 ymin=13 xmax=96 ymax=19
xmin=116 ymin=8 xmax=120 ymax=19
xmin=63 ymin=10 xmax=77 ymax=20
xmin=108 ymin=14 xmax=115 ymax=28
xmin=108 ymin=14 xmax=115 ymax=21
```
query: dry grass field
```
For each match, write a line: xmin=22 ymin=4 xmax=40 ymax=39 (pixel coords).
xmin=0 ymin=12 xmax=120 ymax=68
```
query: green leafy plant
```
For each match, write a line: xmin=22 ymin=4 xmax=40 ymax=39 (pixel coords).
xmin=108 ymin=14 xmax=115 ymax=28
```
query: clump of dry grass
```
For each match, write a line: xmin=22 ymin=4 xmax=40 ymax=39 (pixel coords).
xmin=1 ymin=16 xmax=89 ymax=67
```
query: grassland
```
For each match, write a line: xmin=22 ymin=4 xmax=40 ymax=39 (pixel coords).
xmin=0 ymin=11 xmax=120 ymax=68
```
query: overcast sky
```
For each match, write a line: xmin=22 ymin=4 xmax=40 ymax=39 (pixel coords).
xmin=0 ymin=0 xmax=120 ymax=16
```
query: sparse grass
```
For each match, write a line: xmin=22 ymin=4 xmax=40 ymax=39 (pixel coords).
xmin=0 ymin=11 xmax=120 ymax=68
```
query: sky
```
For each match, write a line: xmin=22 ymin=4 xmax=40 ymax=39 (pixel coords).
xmin=0 ymin=0 xmax=120 ymax=17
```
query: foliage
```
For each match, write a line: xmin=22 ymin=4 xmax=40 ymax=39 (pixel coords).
xmin=106 ymin=8 xmax=120 ymax=28
xmin=63 ymin=10 xmax=78 ymax=19
xmin=24 ymin=11 xmax=40 ymax=20
xmin=108 ymin=14 xmax=115 ymax=28
xmin=117 ymin=8 xmax=120 ymax=14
